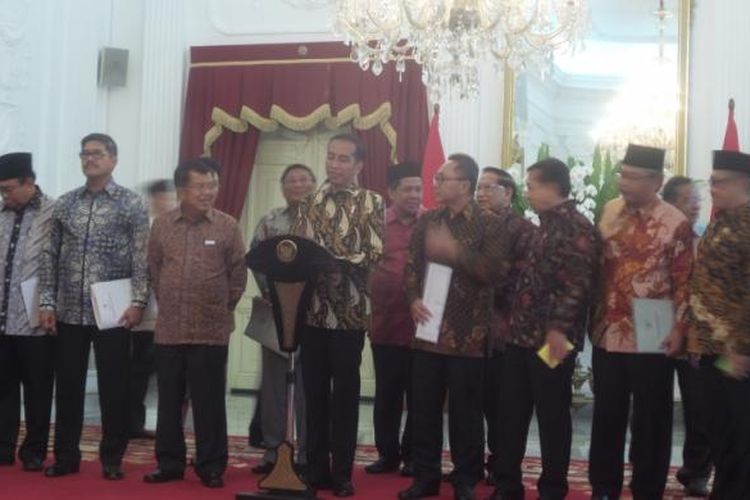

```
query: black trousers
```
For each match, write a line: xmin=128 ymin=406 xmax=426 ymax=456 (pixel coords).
xmin=128 ymin=331 xmax=155 ymax=434
xmin=494 ymin=345 xmax=574 ymax=499
xmin=0 ymin=335 xmax=55 ymax=463
xmin=411 ymin=350 xmax=484 ymax=488
xmin=588 ymin=348 xmax=674 ymax=499
xmin=674 ymin=358 xmax=712 ymax=484
xmin=700 ymin=356 xmax=750 ymax=500
xmin=299 ymin=326 xmax=364 ymax=485
xmin=483 ymin=349 xmax=504 ymax=472
xmin=154 ymin=344 xmax=228 ymax=477
xmin=371 ymin=343 xmax=413 ymax=463
xmin=53 ymin=323 xmax=130 ymax=467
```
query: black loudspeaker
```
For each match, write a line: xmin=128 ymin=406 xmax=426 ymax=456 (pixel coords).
xmin=98 ymin=47 xmax=129 ymax=88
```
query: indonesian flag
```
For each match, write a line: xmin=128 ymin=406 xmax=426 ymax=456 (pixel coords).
xmin=421 ymin=104 xmax=445 ymax=210
xmin=723 ymin=98 xmax=740 ymax=151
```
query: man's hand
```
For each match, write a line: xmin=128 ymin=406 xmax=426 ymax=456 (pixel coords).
xmin=725 ymin=350 xmax=750 ymax=380
xmin=39 ymin=310 xmax=57 ymax=335
xmin=119 ymin=306 xmax=144 ymax=330
xmin=546 ymin=329 xmax=571 ymax=363
xmin=410 ymin=299 xmax=432 ymax=325
xmin=425 ymin=222 xmax=459 ymax=263
xmin=661 ymin=328 xmax=684 ymax=358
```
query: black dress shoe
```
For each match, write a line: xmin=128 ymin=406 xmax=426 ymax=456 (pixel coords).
xmin=486 ymin=489 xmax=523 ymax=500
xmin=44 ymin=463 xmax=80 ymax=477
xmin=22 ymin=458 xmax=45 ymax=472
xmin=143 ymin=469 xmax=184 ymax=483
xmin=332 ymin=481 xmax=355 ymax=497
xmin=453 ymin=484 xmax=475 ymax=500
xmin=683 ymin=479 xmax=710 ymax=497
xmin=400 ymin=462 xmax=415 ymax=477
xmin=199 ymin=471 xmax=224 ymax=488
xmin=251 ymin=461 xmax=274 ymax=474
xmin=398 ymin=480 xmax=441 ymax=499
xmin=102 ymin=465 xmax=124 ymax=481
xmin=308 ymin=476 xmax=334 ymax=490
xmin=365 ymin=457 xmax=401 ymax=474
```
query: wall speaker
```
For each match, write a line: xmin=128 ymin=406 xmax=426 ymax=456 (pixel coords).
xmin=98 ymin=47 xmax=129 ymax=88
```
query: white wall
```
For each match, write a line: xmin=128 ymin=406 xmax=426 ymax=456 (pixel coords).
xmin=4 ymin=0 xmax=748 ymax=193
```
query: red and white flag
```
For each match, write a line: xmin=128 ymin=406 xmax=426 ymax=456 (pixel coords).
xmin=421 ymin=104 xmax=445 ymax=210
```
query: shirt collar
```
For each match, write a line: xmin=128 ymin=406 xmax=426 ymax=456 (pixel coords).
xmin=439 ymin=199 xmax=477 ymax=221
xmin=540 ymin=199 xmax=577 ymax=222
xmin=78 ymin=178 xmax=118 ymax=198
xmin=318 ymin=180 xmax=360 ymax=197
xmin=386 ymin=206 xmax=421 ymax=226
xmin=172 ymin=205 xmax=215 ymax=223
xmin=622 ymin=196 xmax=660 ymax=218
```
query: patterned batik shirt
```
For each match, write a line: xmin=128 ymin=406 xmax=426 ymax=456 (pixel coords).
xmin=39 ymin=179 xmax=150 ymax=326
xmin=405 ymin=201 xmax=512 ymax=358
xmin=688 ymin=204 xmax=750 ymax=356
xmin=292 ymin=182 xmax=385 ymax=331
xmin=0 ymin=189 xmax=54 ymax=336
xmin=490 ymin=206 xmax=537 ymax=351
xmin=591 ymin=197 xmax=693 ymax=352
xmin=508 ymin=200 xmax=600 ymax=351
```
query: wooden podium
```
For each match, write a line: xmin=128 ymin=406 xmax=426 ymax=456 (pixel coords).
xmin=237 ymin=235 xmax=334 ymax=500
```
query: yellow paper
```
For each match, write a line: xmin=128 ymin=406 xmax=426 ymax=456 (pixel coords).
xmin=537 ymin=341 xmax=575 ymax=369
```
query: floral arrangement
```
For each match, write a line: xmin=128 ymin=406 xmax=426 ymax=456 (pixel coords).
xmin=509 ymin=143 xmax=621 ymax=225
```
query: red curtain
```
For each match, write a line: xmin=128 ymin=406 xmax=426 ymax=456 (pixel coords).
xmin=180 ymin=42 xmax=429 ymax=218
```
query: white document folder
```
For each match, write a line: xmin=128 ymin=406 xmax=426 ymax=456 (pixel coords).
xmin=633 ymin=298 xmax=674 ymax=353
xmin=20 ymin=277 xmax=40 ymax=328
xmin=415 ymin=262 xmax=453 ymax=344
xmin=90 ymin=278 xmax=158 ymax=331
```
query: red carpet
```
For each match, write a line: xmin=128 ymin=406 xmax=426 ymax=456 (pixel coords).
xmin=1 ymin=426 xmax=692 ymax=499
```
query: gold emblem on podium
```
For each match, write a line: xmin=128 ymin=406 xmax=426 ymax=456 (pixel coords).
xmin=276 ymin=239 xmax=298 ymax=264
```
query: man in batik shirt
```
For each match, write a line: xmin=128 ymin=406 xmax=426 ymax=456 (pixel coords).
xmin=292 ymin=134 xmax=385 ymax=497
xmin=399 ymin=153 xmax=511 ymax=500
xmin=588 ymin=144 xmax=693 ymax=500
xmin=249 ymin=163 xmax=316 ymax=474
xmin=475 ymin=166 xmax=535 ymax=486
xmin=489 ymin=158 xmax=599 ymax=500
xmin=688 ymin=150 xmax=750 ymax=500
xmin=662 ymin=175 xmax=712 ymax=497
xmin=39 ymin=133 xmax=150 ymax=481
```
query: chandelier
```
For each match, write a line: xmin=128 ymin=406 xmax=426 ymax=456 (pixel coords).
xmin=334 ymin=0 xmax=588 ymax=101
xmin=591 ymin=0 xmax=678 ymax=157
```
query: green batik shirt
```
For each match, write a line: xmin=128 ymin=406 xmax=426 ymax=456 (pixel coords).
xmin=292 ymin=182 xmax=385 ymax=331
xmin=688 ymin=203 xmax=750 ymax=356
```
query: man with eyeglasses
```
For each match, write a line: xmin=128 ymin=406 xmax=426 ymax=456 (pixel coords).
xmin=687 ymin=150 xmax=750 ymax=499
xmin=0 ymin=153 xmax=56 ymax=473
xmin=143 ymin=157 xmax=247 ymax=488
xmin=399 ymin=154 xmax=511 ymax=500
xmin=588 ymin=144 xmax=693 ymax=500
xmin=247 ymin=163 xmax=316 ymax=475
xmin=475 ymin=167 xmax=536 ymax=486
xmin=38 ymin=133 xmax=150 ymax=481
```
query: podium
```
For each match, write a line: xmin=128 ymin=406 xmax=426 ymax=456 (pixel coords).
xmin=237 ymin=235 xmax=334 ymax=500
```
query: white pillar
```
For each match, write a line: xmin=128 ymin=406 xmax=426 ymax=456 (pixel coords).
xmin=137 ymin=0 xmax=187 ymax=185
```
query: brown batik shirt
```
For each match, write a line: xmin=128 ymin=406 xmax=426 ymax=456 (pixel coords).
xmin=292 ymin=182 xmax=385 ymax=331
xmin=148 ymin=207 xmax=247 ymax=346
xmin=688 ymin=203 xmax=750 ymax=356
xmin=405 ymin=201 xmax=512 ymax=358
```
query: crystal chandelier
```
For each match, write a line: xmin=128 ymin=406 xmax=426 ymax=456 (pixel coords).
xmin=334 ymin=0 xmax=588 ymax=101
xmin=591 ymin=1 xmax=678 ymax=156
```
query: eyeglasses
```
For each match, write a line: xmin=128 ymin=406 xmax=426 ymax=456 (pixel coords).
xmin=476 ymin=184 xmax=506 ymax=193
xmin=185 ymin=181 xmax=220 ymax=193
xmin=433 ymin=174 xmax=466 ymax=185
xmin=79 ymin=151 xmax=108 ymax=160
xmin=0 ymin=183 xmax=21 ymax=195
xmin=615 ymin=168 xmax=655 ymax=182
